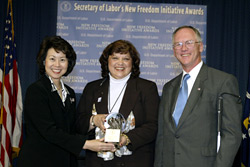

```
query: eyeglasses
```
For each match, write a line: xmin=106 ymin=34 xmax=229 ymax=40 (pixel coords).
xmin=173 ymin=40 xmax=200 ymax=50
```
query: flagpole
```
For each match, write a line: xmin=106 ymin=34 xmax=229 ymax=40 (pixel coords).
xmin=0 ymin=0 xmax=11 ymax=126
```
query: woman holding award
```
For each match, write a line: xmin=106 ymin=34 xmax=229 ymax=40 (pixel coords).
xmin=17 ymin=36 xmax=116 ymax=167
xmin=76 ymin=40 xmax=160 ymax=167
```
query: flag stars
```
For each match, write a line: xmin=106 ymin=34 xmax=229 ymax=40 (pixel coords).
xmin=247 ymin=91 xmax=250 ymax=99
xmin=242 ymin=133 xmax=247 ymax=139
xmin=6 ymin=19 xmax=11 ymax=24
xmin=6 ymin=45 xmax=10 ymax=50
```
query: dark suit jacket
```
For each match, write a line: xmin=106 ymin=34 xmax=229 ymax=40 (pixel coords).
xmin=154 ymin=64 xmax=242 ymax=167
xmin=76 ymin=76 xmax=160 ymax=167
xmin=17 ymin=75 xmax=87 ymax=167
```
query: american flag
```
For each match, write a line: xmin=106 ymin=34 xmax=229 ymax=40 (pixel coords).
xmin=0 ymin=0 xmax=23 ymax=166
xmin=242 ymin=68 xmax=250 ymax=167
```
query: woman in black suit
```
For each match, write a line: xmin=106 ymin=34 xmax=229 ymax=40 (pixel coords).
xmin=17 ymin=36 xmax=115 ymax=167
xmin=76 ymin=40 xmax=160 ymax=167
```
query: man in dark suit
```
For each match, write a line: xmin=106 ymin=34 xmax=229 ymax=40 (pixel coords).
xmin=154 ymin=25 xmax=242 ymax=167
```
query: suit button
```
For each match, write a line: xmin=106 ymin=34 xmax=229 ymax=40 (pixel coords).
xmin=175 ymin=135 xmax=180 ymax=138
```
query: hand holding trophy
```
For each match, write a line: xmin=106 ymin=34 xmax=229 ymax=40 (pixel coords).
xmin=104 ymin=113 xmax=126 ymax=149
xmin=93 ymin=102 xmax=135 ymax=160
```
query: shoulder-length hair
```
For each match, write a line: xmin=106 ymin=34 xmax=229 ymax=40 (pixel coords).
xmin=36 ymin=36 xmax=76 ymax=76
xmin=99 ymin=40 xmax=140 ymax=78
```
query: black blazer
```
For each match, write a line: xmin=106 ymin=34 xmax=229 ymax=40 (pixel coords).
xmin=17 ymin=75 xmax=87 ymax=167
xmin=76 ymin=76 xmax=160 ymax=167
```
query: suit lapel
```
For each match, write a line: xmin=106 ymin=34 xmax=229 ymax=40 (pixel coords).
xmin=169 ymin=74 xmax=182 ymax=129
xmin=40 ymin=75 xmax=65 ymax=111
xmin=64 ymin=94 xmax=75 ymax=112
xmin=94 ymin=77 xmax=139 ymax=119
xmin=94 ymin=78 xmax=139 ymax=118
xmin=119 ymin=78 xmax=139 ymax=119
xmin=177 ymin=64 xmax=208 ymax=128
xmin=51 ymin=91 xmax=65 ymax=109
xmin=95 ymin=78 xmax=109 ymax=114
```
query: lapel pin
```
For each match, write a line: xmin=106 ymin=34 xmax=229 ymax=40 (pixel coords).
xmin=197 ymin=88 xmax=201 ymax=91
xmin=70 ymin=98 xmax=75 ymax=103
xmin=98 ymin=97 xmax=102 ymax=102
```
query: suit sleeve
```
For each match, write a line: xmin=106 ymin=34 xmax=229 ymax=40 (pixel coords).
xmin=154 ymin=84 xmax=168 ymax=167
xmin=215 ymin=74 xmax=242 ymax=167
xmin=75 ymin=83 xmax=93 ymax=135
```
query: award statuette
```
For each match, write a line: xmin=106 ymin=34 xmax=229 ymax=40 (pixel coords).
xmin=104 ymin=113 xmax=126 ymax=143
xmin=96 ymin=111 xmax=134 ymax=160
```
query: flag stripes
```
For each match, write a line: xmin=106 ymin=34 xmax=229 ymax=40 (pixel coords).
xmin=0 ymin=0 xmax=23 ymax=166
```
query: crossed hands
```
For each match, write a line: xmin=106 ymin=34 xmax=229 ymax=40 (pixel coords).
xmin=88 ymin=114 xmax=130 ymax=150
xmin=83 ymin=138 xmax=116 ymax=152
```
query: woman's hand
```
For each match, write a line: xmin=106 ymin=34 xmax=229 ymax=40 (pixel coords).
xmin=90 ymin=114 xmax=107 ymax=132
xmin=83 ymin=138 xmax=116 ymax=152
xmin=119 ymin=134 xmax=130 ymax=147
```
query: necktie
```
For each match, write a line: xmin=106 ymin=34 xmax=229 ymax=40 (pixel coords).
xmin=173 ymin=74 xmax=190 ymax=126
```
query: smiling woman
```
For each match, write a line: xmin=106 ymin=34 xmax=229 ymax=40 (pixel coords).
xmin=17 ymin=36 xmax=115 ymax=167
xmin=44 ymin=48 xmax=68 ymax=89
xmin=76 ymin=40 xmax=160 ymax=167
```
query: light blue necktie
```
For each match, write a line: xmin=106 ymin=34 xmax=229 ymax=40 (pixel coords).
xmin=173 ymin=74 xmax=190 ymax=126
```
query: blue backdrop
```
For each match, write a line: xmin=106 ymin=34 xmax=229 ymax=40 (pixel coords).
xmin=56 ymin=1 xmax=207 ymax=94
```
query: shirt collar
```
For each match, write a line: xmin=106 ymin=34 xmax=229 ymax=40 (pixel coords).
xmin=46 ymin=75 xmax=69 ymax=103
xmin=109 ymin=72 xmax=131 ymax=84
xmin=182 ymin=61 xmax=203 ymax=80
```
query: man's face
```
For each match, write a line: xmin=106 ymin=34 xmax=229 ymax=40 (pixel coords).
xmin=173 ymin=28 xmax=203 ymax=72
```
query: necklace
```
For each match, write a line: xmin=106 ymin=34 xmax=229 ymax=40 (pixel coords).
xmin=108 ymin=82 xmax=127 ymax=113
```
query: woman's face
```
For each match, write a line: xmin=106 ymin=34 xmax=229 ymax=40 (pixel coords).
xmin=45 ymin=48 xmax=68 ymax=83
xmin=108 ymin=52 xmax=132 ymax=79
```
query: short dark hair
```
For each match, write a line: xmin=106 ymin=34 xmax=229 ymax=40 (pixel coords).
xmin=36 ymin=36 xmax=76 ymax=76
xmin=172 ymin=25 xmax=202 ymax=43
xmin=99 ymin=40 xmax=140 ymax=78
